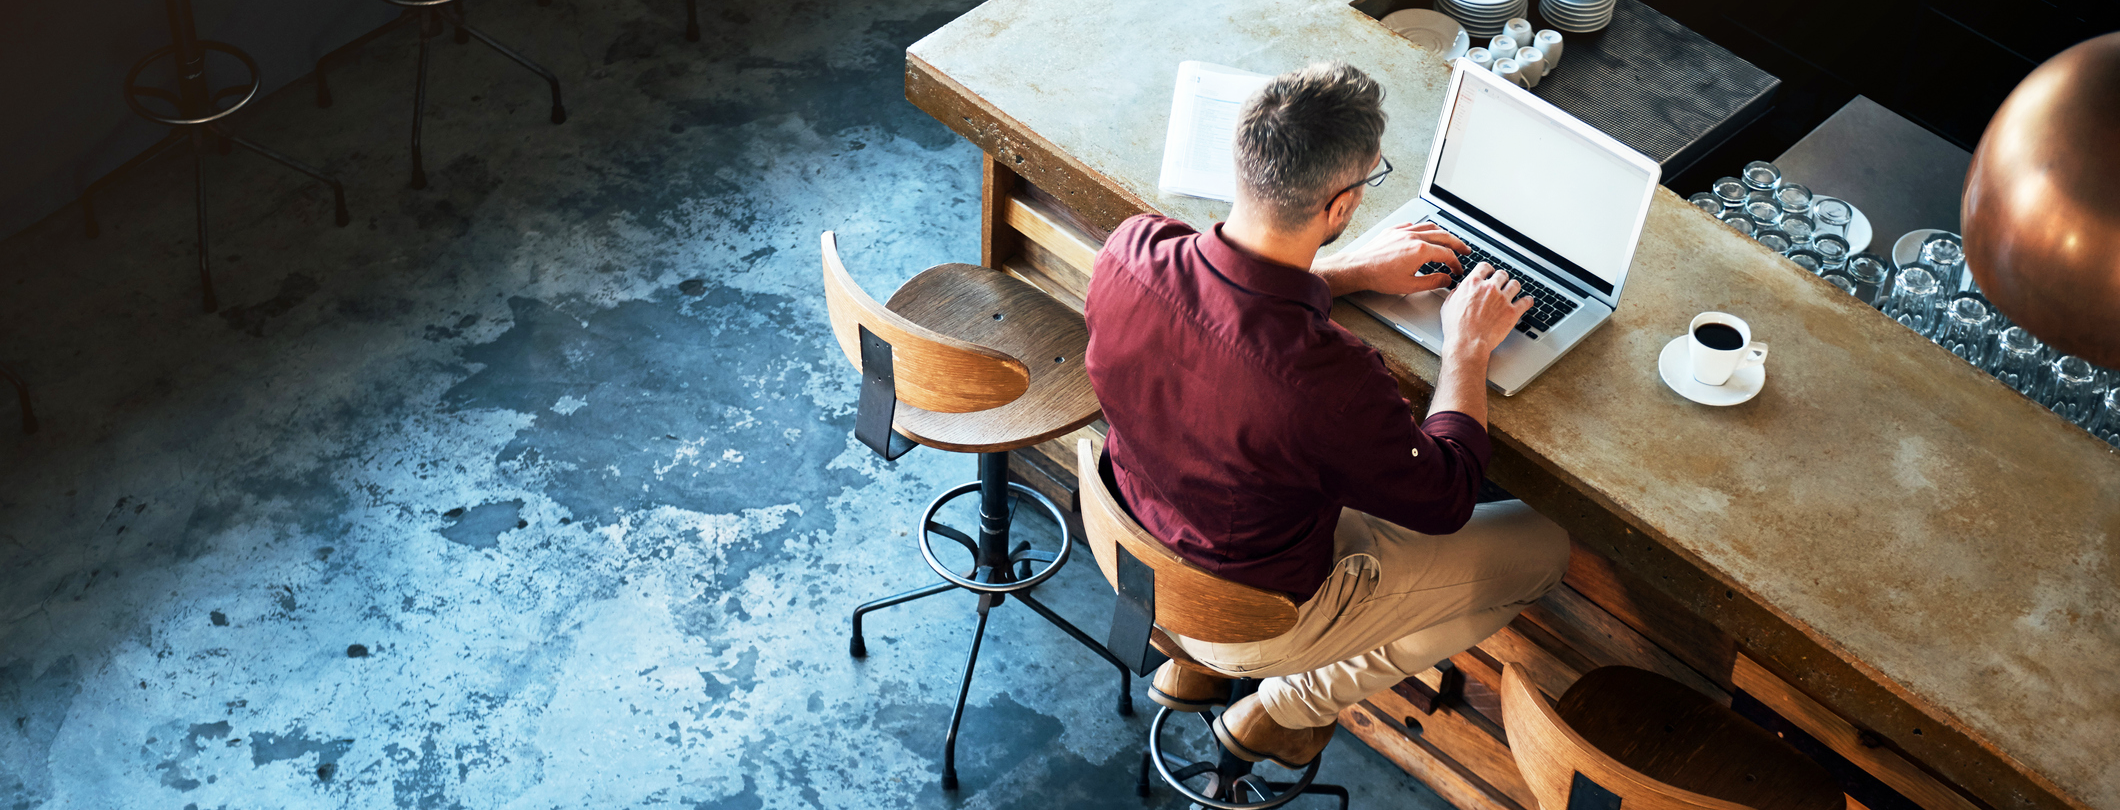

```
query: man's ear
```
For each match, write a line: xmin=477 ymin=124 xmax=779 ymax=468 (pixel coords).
xmin=1328 ymin=186 xmax=1363 ymax=225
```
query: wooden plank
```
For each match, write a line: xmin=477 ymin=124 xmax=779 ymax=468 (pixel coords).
xmin=981 ymin=155 xmax=1021 ymax=270
xmin=1477 ymin=620 xmax=1587 ymax=702
xmin=1005 ymin=194 xmax=1103 ymax=274
xmin=999 ymin=256 xmax=1086 ymax=313
xmin=1342 ymin=702 xmax=1526 ymax=810
xmin=1563 ymin=536 xmax=1739 ymax=692
xmin=1370 ymin=683 xmax=1538 ymax=810
xmin=1019 ymin=240 xmax=1092 ymax=310
xmin=1734 ymin=654 xmax=1987 ymax=810
xmin=1520 ymin=584 xmax=1732 ymax=704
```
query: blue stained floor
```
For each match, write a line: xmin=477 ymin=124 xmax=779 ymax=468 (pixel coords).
xmin=0 ymin=1 xmax=1457 ymax=807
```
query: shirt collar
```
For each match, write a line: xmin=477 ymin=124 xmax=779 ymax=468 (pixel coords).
xmin=1198 ymin=223 xmax=1334 ymax=315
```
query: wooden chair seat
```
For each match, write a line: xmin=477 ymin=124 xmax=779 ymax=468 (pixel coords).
xmin=884 ymin=263 xmax=1100 ymax=453
xmin=1553 ymin=667 xmax=1842 ymax=810
xmin=1503 ymin=664 xmax=1842 ymax=810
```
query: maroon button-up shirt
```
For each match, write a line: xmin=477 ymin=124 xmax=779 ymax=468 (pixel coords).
xmin=1084 ymin=214 xmax=1493 ymax=599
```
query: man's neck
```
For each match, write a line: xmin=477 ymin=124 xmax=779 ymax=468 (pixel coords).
xmin=1221 ymin=203 xmax=1328 ymax=271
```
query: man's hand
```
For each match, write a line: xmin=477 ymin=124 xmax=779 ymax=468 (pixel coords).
xmin=1316 ymin=222 xmax=1469 ymax=297
xmin=1439 ymin=262 xmax=1533 ymax=357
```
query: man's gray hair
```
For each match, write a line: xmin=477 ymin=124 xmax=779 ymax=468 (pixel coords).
xmin=1234 ymin=61 xmax=1386 ymax=229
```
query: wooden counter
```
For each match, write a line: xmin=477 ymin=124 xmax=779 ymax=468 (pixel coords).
xmin=903 ymin=4 xmax=2120 ymax=810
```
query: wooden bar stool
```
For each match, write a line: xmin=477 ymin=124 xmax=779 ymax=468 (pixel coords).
xmin=1075 ymin=441 xmax=1349 ymax=810
xmin=820 ymin=231 xmax=1131 ymax=791
xmin=1502 ymin=664 xmax=1843 ymax=810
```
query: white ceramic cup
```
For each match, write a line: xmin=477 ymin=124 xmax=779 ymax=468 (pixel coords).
xmin=1489 ymin=35 xmax=1519 ymax=56
xmin=1516 ymin=46 xmax=1547 ymax=82
xmin=1687 ymin=311 xmax=1769 ymax=386
xmin=1534 ymin=30 xmax=1564 ymax=67
xmin=1503 ymin=18 xmax=1534 ymax=44
xmin=1494 ymin=58 xmax=1527 ymax=87
xmin=1466 ymin=46 xmax=1495 ymax=71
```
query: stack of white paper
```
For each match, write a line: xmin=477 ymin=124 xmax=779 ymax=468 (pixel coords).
xmin=1157 ymin=61 xmax=1270 ymax=202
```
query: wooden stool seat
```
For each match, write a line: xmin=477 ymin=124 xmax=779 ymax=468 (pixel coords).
xmin=1504 ymin=664 xmax=1842 ymax=810
xmin=1555 ymin=667 xmax=1842 ymax=810
xmin=885 ymin=263 xmax=1099 ymax=453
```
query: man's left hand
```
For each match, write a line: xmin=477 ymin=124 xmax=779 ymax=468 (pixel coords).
xmin=1316 ymin=222 xmax=1469 ymax=297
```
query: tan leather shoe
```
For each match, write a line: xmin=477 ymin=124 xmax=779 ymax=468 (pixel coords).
xmin=1212 ymin=694 xmax=1335 ymax=769
xmin=1148 ymin=661 xmax=1231 ymax=712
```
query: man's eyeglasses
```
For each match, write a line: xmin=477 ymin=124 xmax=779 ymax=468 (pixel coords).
xmin=1328 ymin=156 xmax=1393 ymax=210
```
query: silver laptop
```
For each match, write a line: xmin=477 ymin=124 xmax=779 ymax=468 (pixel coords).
xmin=1344 ymin=59 xmax=1660 ymax=396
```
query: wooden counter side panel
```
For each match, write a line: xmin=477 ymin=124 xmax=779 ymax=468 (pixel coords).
xmin=1343 ymin=702 xmax=1527 ymax=810
xmin=907 ymin=55 xmax=1149 ymax=234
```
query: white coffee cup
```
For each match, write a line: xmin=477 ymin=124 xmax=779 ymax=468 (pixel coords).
xmin=1688 ymin=312 xmax=1768 ymax=386
xmin=1534 ymin=29 xmax=1565 ymax=67
xmin=1466 ymin=46 xmax=1495 ymax=71
xmin=1503 ymin=18 xmax=1534 ymax=44
xmin=1516 ymin=46 xmax=1547 ymax=83
xmin=1489 ymin=35 xmax=1519 ymax=56
xmin=1493 ymin=58 xmax=1527 ymax=87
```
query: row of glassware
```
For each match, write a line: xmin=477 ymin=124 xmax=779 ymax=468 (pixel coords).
xmin=1692 ymin=160 xmax=2120 ymax=448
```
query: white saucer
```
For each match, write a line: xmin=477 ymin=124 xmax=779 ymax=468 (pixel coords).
xmin=1658 ymin=337 xmax=1764 ymax=406
xmin=1383 ymin=9 xmax=1469 ymax=56
xmin=1892 ymin=228 xmax=1950 ymax=269
xmin=1810 ymin=195 xmax=1872 ymax=254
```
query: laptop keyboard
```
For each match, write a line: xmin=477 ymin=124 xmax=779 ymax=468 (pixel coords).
xmin=1417 ymin=228 xmax=1581 ymax=338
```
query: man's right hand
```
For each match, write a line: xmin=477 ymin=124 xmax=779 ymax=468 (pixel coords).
xmin=1439 ymin=262 xmax=1534 ymax=357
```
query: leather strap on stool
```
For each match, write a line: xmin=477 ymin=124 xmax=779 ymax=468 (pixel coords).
xmin=1108 ymin=544 xmax=1168 ymax=677
xmin=856 ymin=325 xmax=916 ymax=460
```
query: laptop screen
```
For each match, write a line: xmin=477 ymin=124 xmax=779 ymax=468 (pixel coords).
xmin=1429 ymin=77 xmax=1656 ymax=296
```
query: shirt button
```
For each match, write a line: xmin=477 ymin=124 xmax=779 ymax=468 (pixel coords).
xmin=1410 ymin=447 xmax=1420 ymax=457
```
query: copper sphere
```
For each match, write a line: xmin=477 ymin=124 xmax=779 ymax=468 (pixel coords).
xmin=1962 ymin=31 xmax=2120 ymax=368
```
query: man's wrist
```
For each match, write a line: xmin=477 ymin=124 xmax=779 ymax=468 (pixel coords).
xmin=1315 ymin=261 xmax=1370 ymax=297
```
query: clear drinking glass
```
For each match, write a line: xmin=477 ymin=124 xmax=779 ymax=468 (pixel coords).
xmin=1688 ymin=192 xmax=1724 ymax=214
xmin=1811 ymin=233 xmax=1850 ymax=268
xmin=1743 ymin=191 xmax=1783 ymax=226
xmin=1712 ymin=177 xmax=1749 ymax=207
xmin=1935 ymin=294 xmax=1994 ymax=367
xmin=1918 ymin=232 xmax=1967 ymax=292
xmin=1755 ymin=228 xmax=1792 ymax=253
xmin=1774 ymin=183 xmax=1813 ymax=215
xmin=1821 ymin=273 xmax=1857 ymax=295
xmin=1720 ymin=210 xmax=1757 ymax=237
xmin=1785 ymin=248 xmax=1825 ymax=275
xmin=1885 ymin=266 xmax=1946 ymax=336
xmin=2093 ymin=387 xmax=2120 ymax=448
xmin=1845 ymin=253 xmax=1891 ymax=306
xmin=1779 ymin=213 xmax=1814 ymax=245
xmin=1984 ymin=326 xmax=2049 ymax=397
xmin=1812 ymin=198 xmax=1853 ymax=238
xmin=2043 ymin=356 xmax=2105 ymax=428
xmin=1741 ymin=160 xmax=1782 ymax=191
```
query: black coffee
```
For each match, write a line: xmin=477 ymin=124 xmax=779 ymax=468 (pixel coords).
xmin=1694 ymin=323 xmax=1744 ymax=350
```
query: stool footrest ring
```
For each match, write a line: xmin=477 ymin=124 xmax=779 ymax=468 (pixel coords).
xmin=917 ymin=480 xmax=1071 ymax=594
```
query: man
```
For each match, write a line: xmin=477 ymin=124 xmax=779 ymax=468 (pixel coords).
xmin=1083 ymin=61 xmax=1570 ymax=769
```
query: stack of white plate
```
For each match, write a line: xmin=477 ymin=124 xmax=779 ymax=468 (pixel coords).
xmin=1381 ymin=9 xmax=1472 ymax=62
xmin=1436 ymin=0 xmax=1529 ymax=38
xmin=1538 ymin=0 xmax=1615 ymax=32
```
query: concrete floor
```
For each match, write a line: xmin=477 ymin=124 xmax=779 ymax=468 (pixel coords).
xmin=0 ymin=1 xmax=1458 ymax=807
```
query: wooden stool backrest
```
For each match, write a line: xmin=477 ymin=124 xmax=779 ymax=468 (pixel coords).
xmin=820 ymin=231 xmax=1029 ymax=413
xmin=1076 ymin=440 xmax=1299 ymax=644
xmin=1501 ymin=664 xmax=1754 ymax=810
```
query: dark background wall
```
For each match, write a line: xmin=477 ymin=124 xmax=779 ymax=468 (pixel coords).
xmin=0 ymin=0 xmax=395 ymax=242
xmin=4 ymin=0 xmax=2115 ymax=244
xmin=1652 ymin=0 xmax=2118 ymax=193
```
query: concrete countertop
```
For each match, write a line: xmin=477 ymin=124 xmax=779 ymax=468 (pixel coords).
xmin=910 ymin=2 xmax=2119 ymax=809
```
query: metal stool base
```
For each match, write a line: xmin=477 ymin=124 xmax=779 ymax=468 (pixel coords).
xmin=1142 ymin=680 xmax=1349 ymax=810
xmin=848 ymin=451 xmax=1134 ymax=791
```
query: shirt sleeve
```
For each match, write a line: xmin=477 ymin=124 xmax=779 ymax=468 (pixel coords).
xmin=1315 ymin=351 xmax=1493 ymax=535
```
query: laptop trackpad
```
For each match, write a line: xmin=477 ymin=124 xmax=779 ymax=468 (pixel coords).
xmin=1368 ymin=291 xmax=1448 ymax=347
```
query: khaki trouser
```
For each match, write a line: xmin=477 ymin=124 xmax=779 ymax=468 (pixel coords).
xmin=1174 ymin=501 xmax=1570 ymax=729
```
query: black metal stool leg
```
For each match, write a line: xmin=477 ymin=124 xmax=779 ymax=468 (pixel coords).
xmin=1013 ymin=590 xmax=1134 ymax=716
xmin=457 ymin=23 xmax=566 ymax=124
xmin=214 ymin=127 xmax=352 ymax=227
xmin=684 ymin=0 xmax=699 ymax=41
xmin=189 ymin=130 xmax=216 ymax=313
xmin=848 ymin=580 xmax=956 ymax=658
xmin=941 ymin=597 xmax=995 ymax=792
xmin=408 ymin=23 xmax=431 ymax=190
